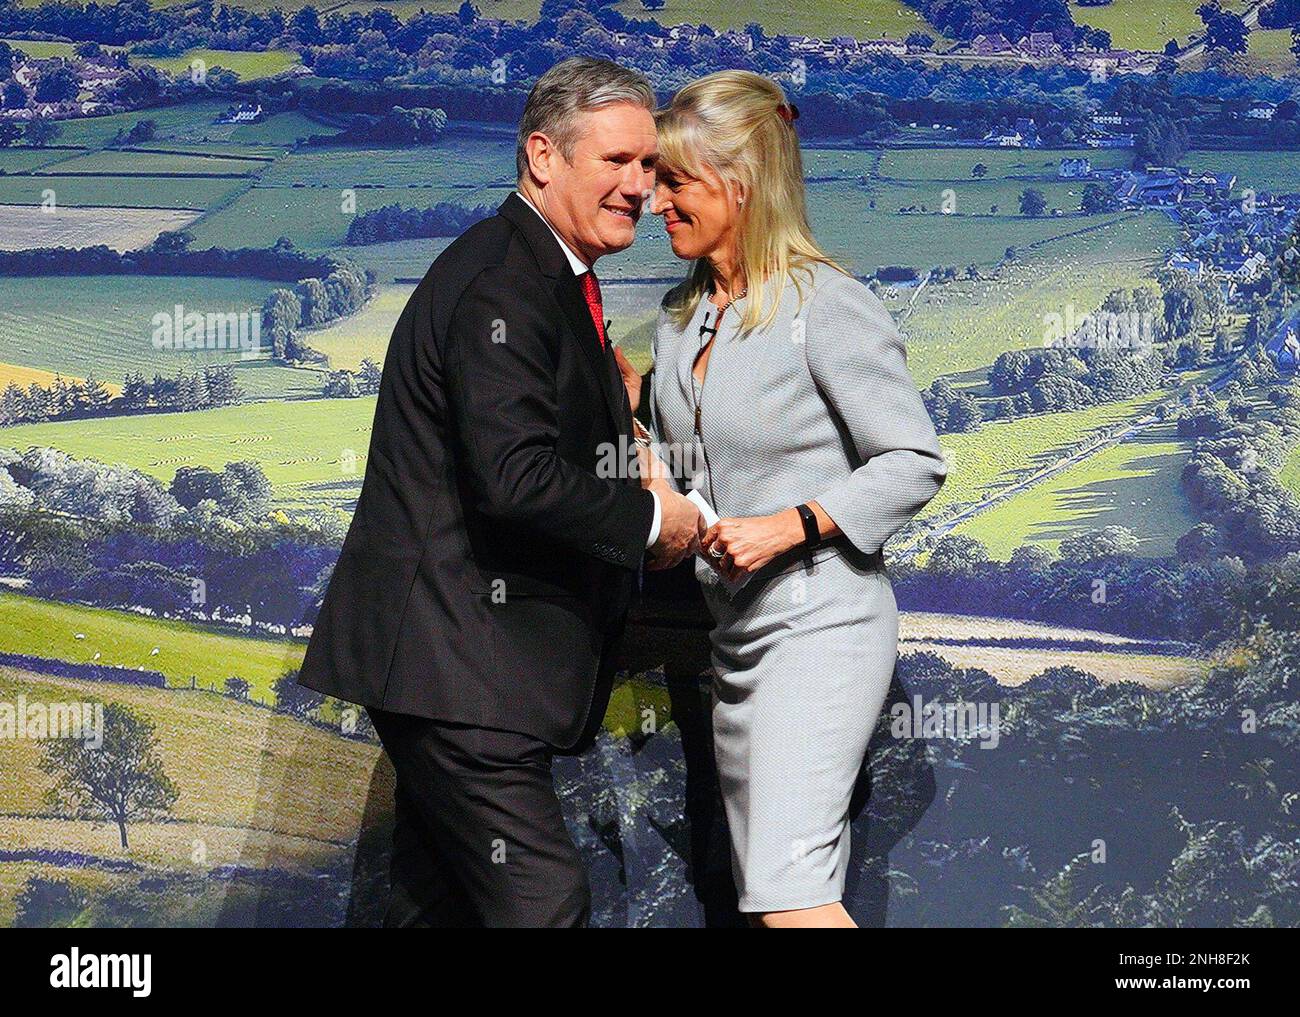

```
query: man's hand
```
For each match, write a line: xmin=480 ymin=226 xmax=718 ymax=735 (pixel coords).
xmin=647 ymin=486 xmax=701 ymax=570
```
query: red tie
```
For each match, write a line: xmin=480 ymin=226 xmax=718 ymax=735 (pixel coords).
xmin=578 ymin=270 xmax=607 ymax=349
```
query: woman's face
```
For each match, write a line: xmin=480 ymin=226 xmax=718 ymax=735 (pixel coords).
xmin=650 ymin=160 xmax=742 ymax=263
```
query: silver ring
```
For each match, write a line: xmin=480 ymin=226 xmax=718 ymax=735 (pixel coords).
xmin=709 ymin=546 xmax=724 ymax=559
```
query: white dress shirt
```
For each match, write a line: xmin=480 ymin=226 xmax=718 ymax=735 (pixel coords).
xmin=514 ymin=189 xmax=661 ymax=549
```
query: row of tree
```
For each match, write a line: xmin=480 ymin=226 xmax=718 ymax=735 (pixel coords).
xmin=260 ymin=261 xmax=369 ymax=363
xmin=0 ymin=365 xmax=243 ymax=427
xmin=344 ymin=200 xmax=495 ymax=245
xmin=322 ymin=360 xmax=382 ymax=397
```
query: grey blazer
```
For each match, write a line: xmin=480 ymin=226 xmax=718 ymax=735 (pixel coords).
xmin=647 ymin=260 xmax=948 ymax=581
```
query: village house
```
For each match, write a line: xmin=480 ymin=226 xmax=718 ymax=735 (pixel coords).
xmin=861 ymin=38 xmax=907 ymax=56
xmin=1017 ymin=32 xmax=1061 ymax=58
xmin=1058 ymin=157 xmax=1092 ymax=178
xmin=216 ymin=102 xmax=264 ymax=124
xmin=970 ymin=33 xmax=1012 ymax=55
xmin=1166 ymin=253 xmax=1204 ymax=277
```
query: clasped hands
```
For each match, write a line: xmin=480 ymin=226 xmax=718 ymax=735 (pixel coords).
xmin=638 ymin=440 xmax=805 ymax=579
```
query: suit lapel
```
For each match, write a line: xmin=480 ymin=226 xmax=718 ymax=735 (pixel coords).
xmin=498 ymin=192 xmax=625 ymax=437
xmin=553 ymin=275 xmax=626 ymax=436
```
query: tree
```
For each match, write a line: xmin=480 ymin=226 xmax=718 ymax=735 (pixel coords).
xmin=24 ymin=119 xmax=61 ymax=147
xmin=1201 ymin=6 xmax=1249 ymax=54
xmin=39 ymin=703 xmax=179 ymax=850
xmin=1080 ymin=181 xmax=1117 ymax=214
xmin=34 ymin=65 xmax=78 ymax=103
xmin=1019 ymin=188 xmax=1047 ymax=216
xmin=2 ymin=80 xmax=25 ymax=110
xmin=927 ymin=535 xmax=990 ymax=578
xmin=1059 ymin=526 xmax=1141 ymax=563
xmin=273 ymin=670 xmax=324 ymax=718
xmin=971 ymin=162 xmax=988 ymax=178
xmin=262 ymin=288 xmax=303 ymax=360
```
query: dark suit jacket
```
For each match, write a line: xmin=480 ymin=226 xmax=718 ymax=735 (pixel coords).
xmin=298 ymin=191 xmax=656 ymax=750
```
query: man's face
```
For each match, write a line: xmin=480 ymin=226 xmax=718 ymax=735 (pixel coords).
xmin=530 ymin=102 xmax=658 ymax=264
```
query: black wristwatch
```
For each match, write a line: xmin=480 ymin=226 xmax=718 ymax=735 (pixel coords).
xmin=795 ymin=503 xmax=820 ymax=548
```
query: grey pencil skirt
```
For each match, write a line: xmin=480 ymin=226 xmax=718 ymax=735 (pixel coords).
xmin=698 ymin=547 xmax=898 ymax=914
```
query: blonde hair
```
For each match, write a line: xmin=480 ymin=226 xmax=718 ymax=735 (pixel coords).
xmin=655 ymin=70 xmax=849 ymax=334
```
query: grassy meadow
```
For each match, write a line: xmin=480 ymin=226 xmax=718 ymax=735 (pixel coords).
xmin=0 ymin=590 xmax=306 ymax=697
xmin=0 ymin=397 xmax=374 ymax=513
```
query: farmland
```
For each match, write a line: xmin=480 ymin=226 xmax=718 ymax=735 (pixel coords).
xmin=922 ymin=389 xmax=1187 ymax=524
xmin=134 ymin=47 xmax=301 ymax=81
xmin=898 ymin=611 xmax=1205 ymax=687
xmin=0 ymin=205 xmax=200 ymax=252
xmin=884 ymin=213 xmax=1176 ymax=386
xmin=0 ymin=275 xmax=324 ymax=399
xmin=0 ymin=663 xmax=380 ymax=924
xmin=948 ymin=416 xmax=1203 ymax=559
xmin=0 ymin=397 xmax=374 ymax=513
xmin=304 ymin=286 xmax=411 ymax=370
xmin=0 ymin=591 xmax=306 ymax=698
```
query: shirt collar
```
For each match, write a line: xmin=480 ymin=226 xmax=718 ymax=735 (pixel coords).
xmin=514 ymin=189 xmax=590 ymax=277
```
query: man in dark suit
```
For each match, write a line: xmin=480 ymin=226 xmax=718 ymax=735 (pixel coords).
xmin=297 ymin=57 xmax=701 ymax=927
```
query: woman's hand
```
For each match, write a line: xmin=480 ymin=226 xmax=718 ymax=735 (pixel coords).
xmin=613 ymin=345 xmax=643 ymax=414
xmin=699 ymin=510 xmax=805 ymax=581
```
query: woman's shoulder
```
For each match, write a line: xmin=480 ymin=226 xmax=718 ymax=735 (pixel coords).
xmin=802 ymin=261 xmax=891 ymax=322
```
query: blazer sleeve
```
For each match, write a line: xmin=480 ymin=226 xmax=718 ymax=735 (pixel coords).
xmin=444 ymin=265 xmax=655 ymax=570
xmin=802 ymin=273 xmax=948 ymax=556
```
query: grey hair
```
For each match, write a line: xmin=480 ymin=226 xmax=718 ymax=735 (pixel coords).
xmin=516 ymin=57 xmax=656 ymax=181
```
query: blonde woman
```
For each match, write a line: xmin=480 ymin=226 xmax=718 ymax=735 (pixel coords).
xmin=617 ymin=71 xmax=948 ymax=927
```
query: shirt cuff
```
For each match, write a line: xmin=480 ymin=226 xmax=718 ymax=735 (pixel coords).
xmin=645 ymin=490 xmax=662 ymax=548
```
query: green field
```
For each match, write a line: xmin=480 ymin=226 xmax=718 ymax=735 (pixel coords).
xmin=883 ymin=213 xmax=1175 ymax=386
xmin=1067 ymin=0 xmax=1252 ymax=51
xmin=922 ymin=390 xmax=1179 ymax=524
xmin=45 ymin=99 xmax=330 ymax=157
xmin=134 ymin=47 xmax=301 ymax=81
xmin=44 ymin=148 xmax=269 ymax=177
xmin=0 ymin=590 xmax=305 ymax=699
xmin=1241 ymin=28 xmax=1300 ymax=77
xmin=876 ymin=148 xmax=1134 ymax=182
xmin=1185 ymin=149 xmax=1300 ymax=197
xmin=1 ymin=397 xmax=374 ymax=513
xmin=0 ymin=172 xmax=248 ymax=210
xmin=0 ymin=275 xmax=323 ymax=399
xmin=950 ymin=416 xmax=1202 ymax=559
xmin=186 ymin=134 xmax=517 ymax=250
xmin=1281 ymin=435 xmax=1300 ymax=495
xmin=304 ymin=286 xmax=410 ymax=370
xmin=132 ymin=0 xmax=943 ymax=39
xmin=0 ymin=147 xmax=73 ymax=173
xmin=188 ymin=138 xmax=1150 ymax=275
xmin=0 ymin=662 xmax=379 ymax=924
